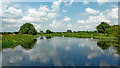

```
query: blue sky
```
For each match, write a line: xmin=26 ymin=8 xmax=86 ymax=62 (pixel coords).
xmin=1 ymin=1 xmax=118 ymax=32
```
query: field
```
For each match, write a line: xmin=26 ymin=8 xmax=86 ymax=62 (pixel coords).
xmin=2 ymin=34 xmax=38 ymax=49
xmin=39 ymin=32 xmax=118 ymax=39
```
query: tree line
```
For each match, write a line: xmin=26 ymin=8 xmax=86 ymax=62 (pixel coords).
xmin=1 ymin=22 xmax=120 ymax=35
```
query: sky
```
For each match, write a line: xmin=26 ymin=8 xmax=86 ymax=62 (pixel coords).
xmin=0 ymin=1 xmax=119 ymax=32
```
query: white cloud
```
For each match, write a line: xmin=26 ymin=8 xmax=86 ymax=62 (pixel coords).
xmin=77 ymin=20 xmax=86 ymax=24
xmin=48 ymin=13 xmax=58 ymax=19
xmin=51 ymin=0 xmax=61 ymax=12
xmin=22 ymin=5 xmax=58 ymax=23
xmin=49 ymin=19 xmax=66 ymax=31
xmin=3 ymin=19 xmax=23 ymax=23
xmin=83 ymin=1 xmax=89 ymax=5
xmin=85 ymin=8 xmax=100 ymax=15
xmin=6 ymin=7 xmax=22 ymax=14
xmin=63 ymin=9 xmax=67 ymax=13
xmin=39 ymin=5 xmax=49 ymax=12
xmin=12 ymin=4 xmax=21 ymax=8
xmin=67 ymin=24 xmax=73 ymax=30
xmin=97 ymin=0 xmax=108 ymax=5
xmin=64 ymin=17 xmax=71 ymax=22
xmin=0 ymin=1 xmax=2 ymax=17
xmin=88 ymin=13 xmax=110 ymax=23
xmin=5 ymin=7 xmax=23 ymax=18
xmin=105 ymin=8 xmax=118 ymax=19
xmin=64 ymin=0 xmax=74 ymax=6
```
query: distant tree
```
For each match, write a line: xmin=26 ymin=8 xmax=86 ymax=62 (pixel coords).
xmin=67 ymin=30 xmax=72 ymax=33
xmin=73 ymin=31 xmax=76 ymax=33
xmin=46 ymin=30 xmax=52 ymax=34
xmin=40 ymin=31 xmax=44 ymax=34
xmin=96 ymin=22 xmax=110 ymax=33
xmin=19 ymin=23 xmax=37 ymax=35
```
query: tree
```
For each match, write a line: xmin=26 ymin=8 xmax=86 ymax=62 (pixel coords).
xmin=67 ymin=30 xmax=72 ymax=33
xmin=40 ymin=31 xmax=44 ymax=34
xmin=19 ymin=23 xmax=37 ymax=35
xmin=46 ymin=30 xmax=52 ymax=34
xmin=96 ymin=22 xmax=110 ymax=33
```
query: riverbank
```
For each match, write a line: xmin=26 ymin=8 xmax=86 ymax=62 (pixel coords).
xmin=2 ymin=34 xmax=38 ymax=49
xmin=39 ymin=32 xmax=118 ymax=39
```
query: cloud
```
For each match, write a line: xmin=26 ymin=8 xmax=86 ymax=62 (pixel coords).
xmin=0 ymin=1 xmax=11 ymax=17
xmin=12 ymin=4 xmax=21 ymax=8
xmin=64 ymin=17 xmax=71 ymax=22
xmin=64 ymin=0 xmax=74 ymax=6
xmin=79 ymin=13 xmax=110 ymax=25
xmin=39 ymin=5 xmax=49 ymax=12
xmin=0 ymin=1 xmax=2 ymax=17
xmin=77 ymin=20 xmax=86 ymax=24
xmin=85 ymin=8 xmax=100 ymax=15
xmin=63 ymin=9 xmax=67 ymax=13
xmin=5 ymin=7 xmax=23 ymax=18
xmin=3 ymin=19 xmax=23 ymax=23
xmin=83 ymin=1 xmax=89 ymax=5
xmin=105 ymin=8 xmax=118 ymax=19
xmin=48 ymin=13 xmax=58 ymax=19
xmin=51 ymin=0 xmax=61 ymax=12
xmin=2 ymin=3 xmax=60 ymax=32
xmin=68 ymin=24 xmax=73 ymax=29
xmin=97 ymin=0 xmax=108 ymax=5
xmin=78 ymin=7 xmax=118 ymax=31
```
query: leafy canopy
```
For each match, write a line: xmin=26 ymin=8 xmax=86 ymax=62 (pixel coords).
xmin=46 ymin=30 xmax=52 ymax=34
xmin=96 ymin=22 xmax=110 ymax=33
xmin=67 ymin=30 xmax=72 ymax=33
xmin=19 ymin=23 xmax=37 ymax=35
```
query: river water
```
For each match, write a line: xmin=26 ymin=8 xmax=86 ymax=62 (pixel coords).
xmin=1 ymin=36 xmax=119 ymax=66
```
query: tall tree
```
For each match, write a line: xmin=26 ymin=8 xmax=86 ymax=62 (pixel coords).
xmin=67 ymin=30 xmax=72 ymax=33
xmin=19 ymin=23 xmax=37 ymax=35
xmin=40 ymin=31 xmax=44 ymax=34
xmin=46 ymin=30 xmax=52 ymax=34
xmin=96 ymin=22 xmax=110 ymax=33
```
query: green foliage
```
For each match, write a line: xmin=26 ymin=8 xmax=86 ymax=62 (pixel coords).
xmin=40 ymin=31 xmax=44 ymax=34
xmin=21 ymin=39 xmax=37 ymax=50
xmin=2 ymin=34 xmax=38 ymax=49
xmin=46 ymin=30 xmax=52 ymax=34
xmin=19 ymin=23 xmax=37 ymax=35
xmin=106 ymin=25 xmax=119 ymax=37
xmin=96 ymin=22 xmax=110 ymax=33
xmin=67 ymin=30 xmax=72 ymax=33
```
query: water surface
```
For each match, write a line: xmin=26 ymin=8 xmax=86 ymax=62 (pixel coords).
xmin=2 ymin=36 xmax=119 ymax=66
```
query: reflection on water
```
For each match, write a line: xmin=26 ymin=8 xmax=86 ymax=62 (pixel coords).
xmin=97 ymin=41 xmax=110 ymax=50
xmin=1 ymin=36 xmax=119 ymax=66
xmin=21 ymin=39 xmax=37 ymax=50
xmin=40 ymin=36 xmax=53 ymax=39
xmin=45 ymin=36 xmax=53 ymax=39
xmin=40 ymin=36 xmax=44 ymax=39
xmin=97 ymin=41 xmax=120 ymax=54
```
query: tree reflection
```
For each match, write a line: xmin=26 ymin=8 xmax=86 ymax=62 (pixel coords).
xmin=40 ymin=36 xmax=44 ymax=39
xmin=113 ymin=44 xmax=120 ymax=54
xmin=97 ymin=41 xmax=110 ymax=50
xmin=46 ymin=36 xmax=53 ymax=39
xmin=21 ymin=39 xmax=37 ymax=50
xmin=97 ymin=40 xmax=120 ymax=54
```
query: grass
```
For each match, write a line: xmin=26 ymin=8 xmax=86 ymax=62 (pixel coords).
xmin=2 ymin=34 xmax=38 ymax=49
xmin=39 ymin=32 xmax=118 ymax=39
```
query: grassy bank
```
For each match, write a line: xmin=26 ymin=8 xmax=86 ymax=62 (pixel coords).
xmin=2 ymin=34 xmax=38 ymax=49
xmin=39 ymin=32 xmax=118 ymax=39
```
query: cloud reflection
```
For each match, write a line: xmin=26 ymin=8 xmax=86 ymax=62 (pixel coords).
xmin=1 ymin=37 xmax=119 ymax=66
